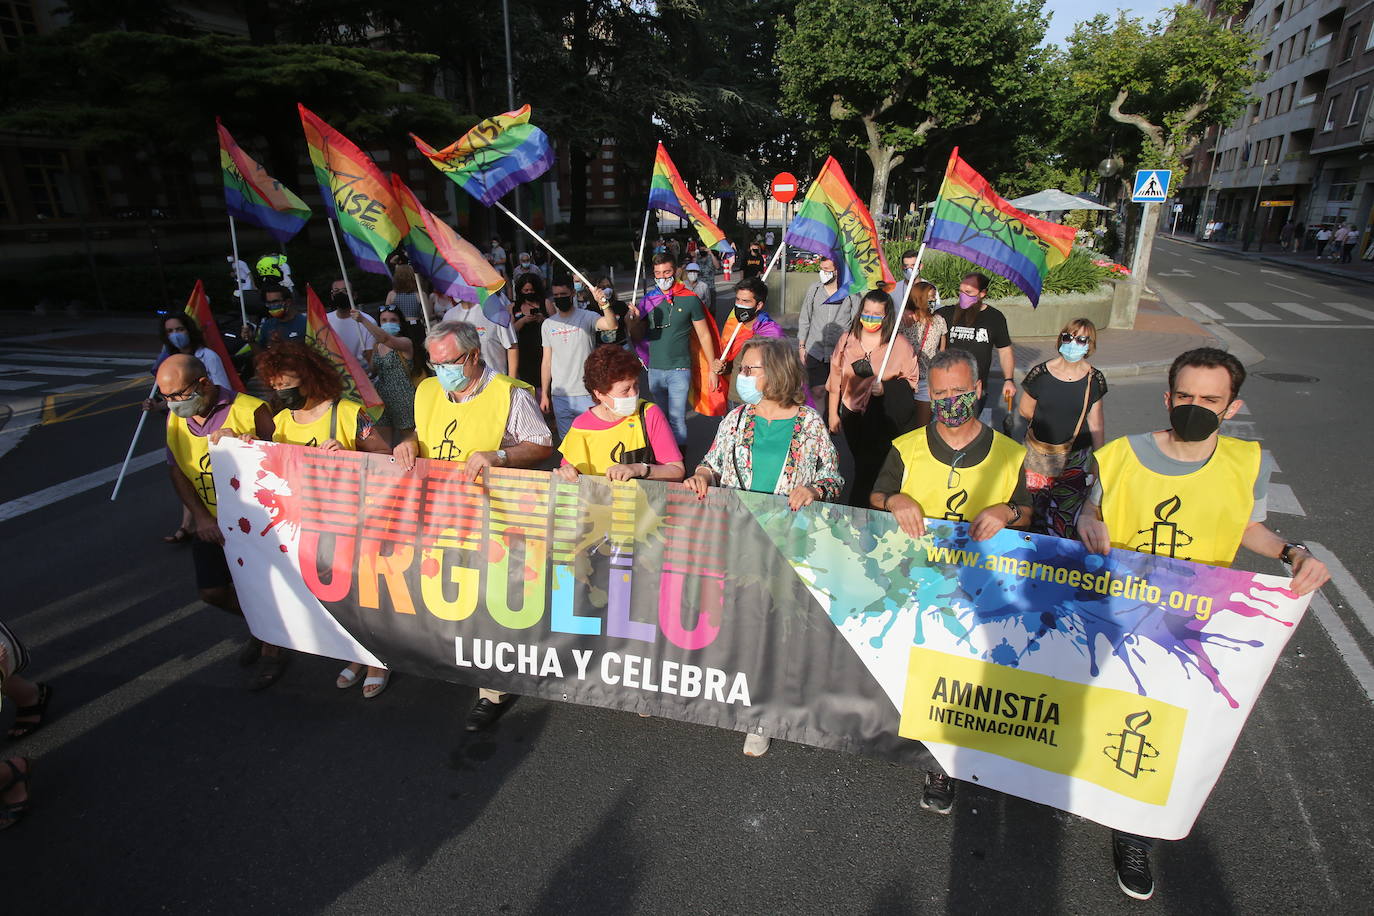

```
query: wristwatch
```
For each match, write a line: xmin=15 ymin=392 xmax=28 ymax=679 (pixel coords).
xmin=1006 ymin=501 xmax=1022 ymax=525
xmin=495 ymin=448 xmax=509 ymax=466
xmin=1280 ymin=542 xmax=1307 ymax=567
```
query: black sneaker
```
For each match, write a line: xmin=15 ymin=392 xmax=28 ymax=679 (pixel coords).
xmin=1113 ymin=834 xmax=1155 ymax=900
xmin=920 ymin=770 xmax=956 ymax=814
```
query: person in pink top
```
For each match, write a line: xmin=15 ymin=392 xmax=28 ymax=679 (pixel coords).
xmin=554 ymin=345 xmax=686 ymax=483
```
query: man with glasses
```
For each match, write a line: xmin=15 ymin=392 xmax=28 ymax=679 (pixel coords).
xmin=391 ymin=322 xmax=553 ymax=731
xmin=242 ymin=284 xmax=306 ymax=353
xmin=634 ymin=252 xmax=721 ymax=444
xmin=868 ymin=347 xmax=1031 ymax=815
xmin=157 ymin=354 xmax=289 ymax=690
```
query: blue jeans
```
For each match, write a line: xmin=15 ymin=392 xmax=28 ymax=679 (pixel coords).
xmin=551 ymin=393 xmax=595 ymax=439
xmin=648 ymin=367 xmax=691 ymax=443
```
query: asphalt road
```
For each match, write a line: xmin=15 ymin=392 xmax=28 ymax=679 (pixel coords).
xmin=2 ymin=252 xmax=1373 ymax=913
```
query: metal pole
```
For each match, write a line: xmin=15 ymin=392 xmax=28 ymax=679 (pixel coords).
xmin=1132 ymin=202 xmax=1154 ymax=271
xmin=779 ymin=202 xmax=789 ymax=314
xmin=228 ymin=215 xmax=248 ymax=326
xmin=630 ymin=209 xmax=651 ymax=314
xmin=412 ymin=271 xmax=436 ymax=332
xmin=326 ymin=220 xmax=358 ymax=311
xmin=110 ymin=381 xmax=159 ymax=500
xmin=501 ymin=0 xmax=524 ymax=262
xmin=494 ymin=200 xmax=595 ymax=292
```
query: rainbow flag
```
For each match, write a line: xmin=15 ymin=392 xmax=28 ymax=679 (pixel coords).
xmin=304 ymin=286 xmax=384 ymax=414
xmin=647 ymin=143 xmax=734 ymax=257
xmin=298 ymin=104 xmax=407 ymax=275
xmin=184 ymin=279 xmax=245 ymax=393
xmin=925 ymin=148 xmax=1077 ymax=306
xmin=784 ymin=157 xmax=894 ymax=300
xmin=217 ymin=119 xmax=310 ymax=244
xmin=411 ymin=105 xmax=555 ymax=207
xmin=391 ymin=174 xmax=510 ymax=328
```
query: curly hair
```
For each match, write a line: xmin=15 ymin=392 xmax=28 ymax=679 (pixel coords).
xmin=583 ymin=344 xmax=643 ymax=397
xmin=254 ymin=341 xmax=344 ymax=403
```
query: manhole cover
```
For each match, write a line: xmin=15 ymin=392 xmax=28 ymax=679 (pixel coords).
xmin=1259 ymin=372 xmax=1318 ymax=383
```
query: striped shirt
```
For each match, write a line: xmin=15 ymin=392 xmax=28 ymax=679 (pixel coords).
xmin=456 ymin=367 xmax=552 ymax=448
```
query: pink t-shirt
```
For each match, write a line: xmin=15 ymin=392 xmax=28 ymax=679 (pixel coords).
xmin=560 ymin=402 xmax=683 ymax=466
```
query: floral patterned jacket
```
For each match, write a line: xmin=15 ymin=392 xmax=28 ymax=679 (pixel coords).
xmin=700 ymin=404 xmax=844 ymax=500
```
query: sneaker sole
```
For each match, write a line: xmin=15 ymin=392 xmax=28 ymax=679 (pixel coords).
xmin=1116 ymin=875 xmax=1154 ymax=901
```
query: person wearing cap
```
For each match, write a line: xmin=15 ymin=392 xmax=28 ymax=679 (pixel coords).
xmin=685 ymin=261 xmax=711 ymax=314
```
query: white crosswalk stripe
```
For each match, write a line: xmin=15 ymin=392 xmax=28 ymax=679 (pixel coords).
xmin=1187 ymin=300 xmax=1374 ymax=325
xmin=1224 ymin=301 xmax=1280 ymax=320
xmin=1323 ymin=302 xmax=1374 ymax=320
xmin=1188 ymin=300 xmax=1226 ymax=320
xmin=1271 ymin=301 xmax=1338 ymax=321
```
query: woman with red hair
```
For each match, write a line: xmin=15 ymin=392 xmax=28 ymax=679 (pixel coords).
xmin=253 ymin=342 xmax=392 ymax=697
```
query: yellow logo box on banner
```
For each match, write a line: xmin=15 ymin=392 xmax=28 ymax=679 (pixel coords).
xmin=899 ymin=647 xmax=1187 ymax=806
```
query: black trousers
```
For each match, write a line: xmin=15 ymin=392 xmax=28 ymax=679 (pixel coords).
xmin=840 ymin=380 xmax=918 ymax=508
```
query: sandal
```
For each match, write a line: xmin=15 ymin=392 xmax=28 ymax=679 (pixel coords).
xmin=162 ymin=527 xmax=192 ymax=545
xmin=336 ymin=665 xmax=362 ymax=689
xmin=362 ymin=670 xmax=390 ymax=699
xmin=7 ymin=683 xmax=52 ymax=740
xmin=248 ymin=651 xmax=290 ymax=691
xmin=0 ymin=757 xmax=30 ymax=830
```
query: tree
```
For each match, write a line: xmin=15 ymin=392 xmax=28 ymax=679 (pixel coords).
xmin=777 ymin=0 xmax=1048 ymax=218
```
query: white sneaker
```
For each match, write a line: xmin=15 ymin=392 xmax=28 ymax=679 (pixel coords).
xmin=743 ymin=733 xmax=771 ymax=756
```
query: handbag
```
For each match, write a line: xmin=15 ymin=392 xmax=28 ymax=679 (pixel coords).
xmin=1022 ymin=374 xmax=1093 ymax=479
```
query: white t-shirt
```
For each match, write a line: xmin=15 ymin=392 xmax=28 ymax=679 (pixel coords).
xmin=327 ymin=310 xmax=370 ymax=366
xmin=230 ymin=260 xmax=254 ymax=292
xmin=193 ymin=346 xmax=233 ymax=390
xmin=443 ymin=303 xmax=517 ymax=373
xmin=489 ymin=245 xmax=507 ymax=274
xmin=540 ymin=308 xmax=599 ymax=396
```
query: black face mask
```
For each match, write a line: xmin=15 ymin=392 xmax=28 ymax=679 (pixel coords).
xmin=277 ymin=386 xmax=307 ymax=410
xmin=733 ymin=305 xmax=756 ymax=323
xmin=331 ymin=291 xmax=350 ymax=312
xmin=1169 ymin=403 xmax=1221 ymax=441
xmin=553 ymin=296 xmax=574 ymax=312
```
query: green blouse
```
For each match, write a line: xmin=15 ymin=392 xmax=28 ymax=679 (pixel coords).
xmin=748 ymin=415 xmax=798 ymax=494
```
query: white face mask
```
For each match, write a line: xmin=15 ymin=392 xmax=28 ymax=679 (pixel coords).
xmin=819 ymin=269 xmax=835 ymax=284
xmin=608 ymin=395 xmax=637 ymax=416
xmin=655 ymin=277 xmax=673 ymax=291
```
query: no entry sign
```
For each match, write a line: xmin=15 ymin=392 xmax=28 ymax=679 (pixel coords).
xmin=770 ymin=172 xmax=798 ymax=204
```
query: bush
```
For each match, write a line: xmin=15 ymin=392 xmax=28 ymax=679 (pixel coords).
xmin=880 ymin=239 xmax=1113 ymax=300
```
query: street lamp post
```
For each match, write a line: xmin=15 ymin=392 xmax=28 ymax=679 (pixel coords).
xmin=1244 ymin=158 xmax=1269 ymax=252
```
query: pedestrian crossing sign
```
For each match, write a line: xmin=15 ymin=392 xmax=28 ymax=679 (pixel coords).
xmin=1132 ymin=169 xmax=1171 ymax=203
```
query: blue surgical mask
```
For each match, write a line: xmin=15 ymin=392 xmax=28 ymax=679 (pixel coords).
xmin=168 ymin=330 xmax=190 ymax=350
xmin=1059 ymin=341 xmax=1089 ymax=362
xmin=736 ymin=374 xmax=764 ymax=405
xmin=434 ymin=363 xmax=469 ymax=392
xmin=381 ymin=321 xmax=402 ymax=335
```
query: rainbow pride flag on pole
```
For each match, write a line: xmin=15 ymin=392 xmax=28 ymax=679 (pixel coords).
xmin=784 ymin=157 xmax=893 ymax=299
xmin=925 ymin=148 xmax=1077 ymax=306
xmin=184 ymin=279 xmax=245 ymax=393
xmin=647 ymin=143 xmax=734 ymax=257
xmin=217 ymin=119 xmax=310 ymax=244
xmin=304 ymin=286 xmax=383 ymax=414
xmin=298 ymin=104 xmax=407 ymax=275
xmin=411 ymin=105 xmax=555 ymax=207
xmin=391 ymin=175 xmax=510 ymax=327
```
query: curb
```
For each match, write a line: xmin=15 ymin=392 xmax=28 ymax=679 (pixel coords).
xmin=1163 ymin=235 xmax=1374 ymax=286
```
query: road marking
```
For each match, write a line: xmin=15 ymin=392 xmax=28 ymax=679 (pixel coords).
xmin=1213 ymin=265 xmax=1241 ymax=275
xmin=1308 ymin=541 xmax=1374 ymax=640
xmin=0 ymin=379 xmax=42 ymax=391
xmin=0 ymin=351 xmax=151 ymax=367
xmin=1323 ymin=301 xmax=1374 ymax=320
xmin=1263 ymin=282 xmax=1316 ymax=299
xmin=50 ymin=383 xmax=102 ymax=394
xmin=0 ymin=450 xmax=162 ymax=523
xmin=0 ymin=364 xmax=103 ymax=377
xmin=14 ymin=567 xmax=154 ymax=644
xmin=1267 ymin=482 xmax=1306 ymax=517
xmin=1221 ymin=419 xmax=1259 ymax=439
xmin=1236 ymin=402 xmax=1252 ymax=416
xmin=1271 ymin=302 xmax=1337 ymax=321
xmin=1224 ymin=302 xmax=1279 ymax=320
xmin=40 ymin=375 xmax=148 ymax=424
xmin=1186 ymin=300 xmax=1226 ymax=320
xmin=1259 ymin=268 xmax=1297 ymax=279
xmin=1309 ymin=592 xmax=1374 ymax=705
xmin=1188 ymin=258 xmax=1206 ymax=265
xmin=1226 ymin=323 xmax=1374 ymax=329
xmin=41 ymin=601 xmax=203 ymax=682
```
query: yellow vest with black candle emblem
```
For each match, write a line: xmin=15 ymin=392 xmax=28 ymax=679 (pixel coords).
xmin=893 ymin=426 xmax=1025 ymax=522
xmin=1095 ymin=434 xmax=1259 ymax=568
xmin=166 ymin=392 xmax=268 ymax=518
xmin=559 ymin=401 xmax=650 ymax=475
xmin=272 ymin=398 xmax=363 ymax=450
xmin=413 ymin=374 xmax=529 ymax=462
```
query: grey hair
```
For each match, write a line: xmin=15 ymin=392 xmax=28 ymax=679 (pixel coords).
xmin=927 ymin=347 xmax=979 ymax=381
xmin=426 ymin=320 xmax=482 ymax=360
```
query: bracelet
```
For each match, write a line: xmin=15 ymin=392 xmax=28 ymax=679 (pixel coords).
xmin=639 ymin=462 xmax=649 ymax=478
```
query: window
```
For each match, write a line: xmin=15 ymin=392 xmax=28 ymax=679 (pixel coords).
xmin=602 ymin=177 xmax=615 ymax=186
xmin=1349 ymin=86 xmax=1368 ymax=125
xmin=1341 ymin=27 xmax=1360 ymax=61
xmin=1367 ymin=22 xmax=1374 ymax=51
xmin=601 ymin=150 xmax=614 ymax=159
xmin=1323 ymin=96 xmax=1340 ymax=130
xmin=0 ymin=1 xmax=38 ymax=53
xmin=21 ymin=148 xmax=73 ymax=219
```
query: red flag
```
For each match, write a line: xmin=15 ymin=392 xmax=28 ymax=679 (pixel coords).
xmin=304 ymin=286 xmax=384 ymax=413
xmin=184 ymin=280 xmax=245 ymax=393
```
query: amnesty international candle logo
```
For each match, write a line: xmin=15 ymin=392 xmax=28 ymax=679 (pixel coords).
xmin=196 ymin=453 xmax=216 ymax=509
xmin=1104 ymin=710 xmax=1162 ymax=778
xmin=943 ymin=490 xmax=969 ymax=522
xmin=899 ymin=647 xmax=1187 ymax=805
xmin=1127 ymin=495 xmax=1195 ymax=560
xmin=435 ymin=419 xmax=461 ymax=461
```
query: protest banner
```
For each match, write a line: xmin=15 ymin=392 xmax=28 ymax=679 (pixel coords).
xmin=212 ymin=439 xmax=1310 ymax=840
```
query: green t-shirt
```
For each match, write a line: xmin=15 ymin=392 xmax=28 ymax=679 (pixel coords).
xmin=645 ymin=292 xmax=706 ymax=370
xmin=749 ymin=414 xmax=797 ymax=494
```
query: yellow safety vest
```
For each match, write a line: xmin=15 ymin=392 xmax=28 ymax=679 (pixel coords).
xmin=166 ymin=392 xmax=268 ymax=517
xmin=894 ymin=425 xmax=1025 ymax=522
xmin=413 ymin=374 xmax=528 ymax=461
xmin=272 ymin=398 xmax=363 ymax=450
xmin=559 ymin=401 xmax=650 ymax=475
xmin=1096 ymin=434 xmax=1260 ymax=568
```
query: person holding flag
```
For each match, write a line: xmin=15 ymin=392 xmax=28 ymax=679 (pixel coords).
xmin=243 ymin=285 xmax=306 ymax=352
xmin=711 ymin=278 xmax=785 ymax=404
xmin=634 ymin=252 xmax=723 ymax=444
xmin=796 ymin=256 xmax=860 ymax=411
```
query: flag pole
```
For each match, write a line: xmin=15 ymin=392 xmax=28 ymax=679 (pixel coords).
xmin=759 ymin=237 xmax=786 ymax=281
xmin=326 ymin=219 xmax=359 ymax=312
xmin=412 ymin=272 xmax=436 ymax=333
xmin=227 ymin=215 xmax=248 ymax=326
xmin=493 ymin=200 xmax=596 ymax=293
xmin=630 ymin=209 xmax=650 ymax=315
xmin=871 ymin=267 xmax=915 ymax=396
xmin=110 ymin=381 xmax=159 ymax=501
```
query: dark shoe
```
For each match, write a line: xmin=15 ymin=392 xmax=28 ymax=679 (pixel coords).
xmin=6 ymin=683 xmax=52 ymax=740
xmin=248 ymin=651 xmax=290 ymax=691
xmin=464 ymin=696 xmax=515 ymax=732
xmin=920 ymin=770 xmax=956 ymax=815
xmin=237 ymin=637 xmax=263 ymax=668
xmin=1113 ymin=834 xmax=1155 ymax=900
xmin=0 ymin=757 xmax=31 ymax=830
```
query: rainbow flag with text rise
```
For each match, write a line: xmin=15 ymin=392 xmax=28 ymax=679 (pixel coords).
xmin=411 ymin=105 xmax=554 ymax=207
xmin=217 ymin=119 xmax=310 ymax=245
xmin=298 ymin=104 xmax=407 ymax=275
xmin=184 ymin=280 xmax=245 ymax=393
xmin=647 ymin=143 xmax=734 ymax=257
xmin=925 ymin=148 xmax=1076 ymax=306
xmin=391 ymin=175 xmax=510 ymax=327
xmin=784 ymin=157 xmax=893 ymax=300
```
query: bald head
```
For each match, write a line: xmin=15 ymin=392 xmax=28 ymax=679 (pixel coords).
xmin=156 ymin=353 xmax=208 ymax=394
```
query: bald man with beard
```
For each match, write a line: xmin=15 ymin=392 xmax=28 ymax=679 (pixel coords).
xmin=157 ymin=354 xmax=289 ymax=690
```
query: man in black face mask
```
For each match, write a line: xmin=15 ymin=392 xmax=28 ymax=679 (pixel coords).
xmin=539 ymin=278 xmax=601 ymax=438
xmin=326 ymin=278 xmax=372 ymax=371
xmin=1078 ymin=346 xmax=1329 ymax=901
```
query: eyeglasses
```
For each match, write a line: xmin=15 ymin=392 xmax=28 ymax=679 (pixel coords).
xmin=739 ymin=364 xmax=765 ymax=376
xmin=1059 ymin=332 xmax=1091 ymax=345
xmin=431 ymin=352 xmax=477 ymax=368
xmin=156 ymin=382 xmax=202 ymax=402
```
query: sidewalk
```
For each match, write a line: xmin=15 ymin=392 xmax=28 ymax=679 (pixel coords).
xmin=1162 ymin=233 xmax=1374 ymax=285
